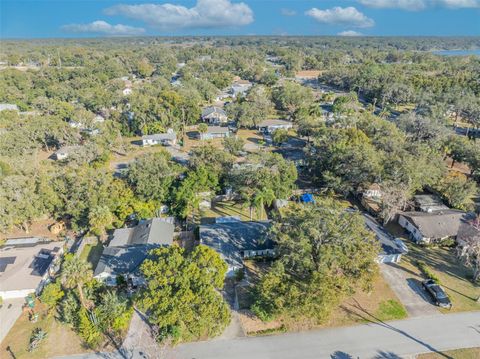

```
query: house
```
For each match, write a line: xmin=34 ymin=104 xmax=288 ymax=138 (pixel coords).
xmin=142 ymin=131 xmax=177 ymax=146
xmin=199 ymin=126 xmax=231 ymax=140
xmin=53 ymin=145 xmax=80 ymax=160
xmin=295 ymin=70 xmax=322 ymax=81
xmin=0 ymin=238 xmax=63 ymax=299
xmin=230 ymin=79 xmax=252 ymax=98
xmin=0 ymin=104 xmax=19 ymax=112
xmin=201 ymin=106 xmax=228 ymax=125
xmin=398 ymin=210 xmax=471 ymax=244
xmin=361 ymin=183 xmax=382 ymax=215
xmin=258 ymin=119 xmax=293 ymax=134
xmin=199 ymin=221 xmax=273 ymax=277
xmin=94 ymin=217 xmax=174 ymax=286
xmin=414 ymin=194 xmax=449 ymax=213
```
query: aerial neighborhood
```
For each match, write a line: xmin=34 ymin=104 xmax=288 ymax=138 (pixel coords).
xmin=1 ymin=33 xmax=480 ymax=359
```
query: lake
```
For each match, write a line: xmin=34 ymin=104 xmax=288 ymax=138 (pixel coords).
xmin=432 ymin=49 xmax=480 ymax=57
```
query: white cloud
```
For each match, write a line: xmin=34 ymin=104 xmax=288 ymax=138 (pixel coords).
xmin=281 ymin=8 xmax=297 ymax=16
xmin=305 ymin=7 xmax=375 ymax=28
xmin=358 ymin=0 xmax=428 ymax=10
xmin=358 ymin=0 xmax=480 ymax=10
xmin=62 ymin=20 xmax=145 ymax=35
xmin=338 ymin=30 xmax=363 ymax=36
xmin=104 ymin=0 xmax=254 ymax=30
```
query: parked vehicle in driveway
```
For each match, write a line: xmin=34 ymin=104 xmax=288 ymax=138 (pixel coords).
xmin=422 ymin=279 xmax=452 ymax=309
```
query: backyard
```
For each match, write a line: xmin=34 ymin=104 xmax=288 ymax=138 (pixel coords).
xmin=198 ymin=200 xmax=267 ymax=224
xmin=79 ymin=238 xmax=104 ymax=269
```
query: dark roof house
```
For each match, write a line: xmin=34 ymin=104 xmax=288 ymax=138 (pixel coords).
xmin=94 ymin=218 xmax=174 ymax=285
xmin=398 ymin=210 xmax=472 ymax=243
xmin=199 ymin=221 xmax=273 ymax=277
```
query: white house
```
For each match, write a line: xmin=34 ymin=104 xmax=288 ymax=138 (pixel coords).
xmin=142 ymin=131 xmax=177 ymax=147
xmin=229 ymin=78 xmax=252 ymax=98
xmin=199 ymin=126 xmax=230 ymax=140
xmin=258 ymin=119 xmax=293 ymax=134
xmin=0 ymin=238 xmax=63 ymax=299
xmin=398 ymin=210 xmax=469 ymax=244
xmin=0 ymin=103 xmax=19 ymax=112
xmin=53 ymin=145 xmax=81 ymax=161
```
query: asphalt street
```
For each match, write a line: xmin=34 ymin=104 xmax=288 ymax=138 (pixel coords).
xmin=170 ymin=312 xmax=480 ymax=359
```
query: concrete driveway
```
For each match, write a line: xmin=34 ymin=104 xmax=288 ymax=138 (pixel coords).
xmin=380 ymin=263 xmax=439 ymax=317
xmin=0 ymin=298 xmax=24 ymax=343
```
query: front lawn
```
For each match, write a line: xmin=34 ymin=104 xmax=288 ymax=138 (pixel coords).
xmin=401 ymin=244 xmax=480 ymax=313
xmin=0 ymin=302 xmax=89 ymax=359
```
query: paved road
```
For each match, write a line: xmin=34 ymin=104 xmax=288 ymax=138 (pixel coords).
xmin=171 ymin=312 xmax=480 ymax=359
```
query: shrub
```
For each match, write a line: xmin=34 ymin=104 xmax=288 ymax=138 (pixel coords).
xmin=28 ymin=328 xmax=47 ymax=352
xmin=251 ymin=303 xmax=274 ymax=322
xmin=416 ymin=261 xmax=441 ymax=284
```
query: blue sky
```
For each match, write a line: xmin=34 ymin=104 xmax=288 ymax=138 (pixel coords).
xmin=1 ymin=1 xmax=479 ymax=38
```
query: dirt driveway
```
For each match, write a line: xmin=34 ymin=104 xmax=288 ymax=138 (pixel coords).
xmin=380 ymin=263 xmax=439 ymax=317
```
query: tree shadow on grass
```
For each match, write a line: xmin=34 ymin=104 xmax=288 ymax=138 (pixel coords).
xmin=342 ymin=299 xmax=454 ymax=359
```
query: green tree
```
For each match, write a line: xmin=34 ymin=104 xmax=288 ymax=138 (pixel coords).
xmin=272 ymin=129 xmax=288 ymax=144
xmin=126 ymin=151 xmax=179 ymax=203
xmin=138 ymin=245 xmax=230 ymax=343
xmin=60 ymin=254 xmax=93 ymax=310
xmin=223 ymin=136 xmax=245 ymax=156
xmin=88 ymin=205 xmax=114 ymax=237
xmin=435 ymin=172 xmax=477 ymax=211
xmin=253 ymin=199 xmax=380 ymax=322
xmin=40 ymin=281 xmax=65 ymax=311
xmin=78 ymin=309 xmax=102 ymax=348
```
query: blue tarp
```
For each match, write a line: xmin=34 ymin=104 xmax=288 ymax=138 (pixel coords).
xmin=300 ymin=193 xmax=315 ymax=203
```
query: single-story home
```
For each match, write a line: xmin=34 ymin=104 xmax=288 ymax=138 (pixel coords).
xmin=94 ymin=217 xmax=174 ymax=286
xmin=201 ymin=107 xmax=228 ymax=125
xmin=230 ymin=80 xmax=252 ymax=97
xmin=258 ymin=119 xmax=293 ymax=134
xmin=53 ymin=145 xmax=81 ymax=160
xmin=199 ymin=126 xmax=231 ymax=140
xmin=199 ymin=221 xmax=273 ymax=277
xmin=0 ymin=238 xmax=63 ymax=299
xmin=142 ymin=132 xmax=177 ymax=147
xmin=398 ymin=210 xmax=471 ymax=244
xmin=414 ymin=194 xmax=449 ymax=213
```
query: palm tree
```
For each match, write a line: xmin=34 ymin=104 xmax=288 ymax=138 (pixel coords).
xmin=253 ymin=187 xmax=275 ymax=220
xmin=60 ymin=254 xmax=93 ymax=310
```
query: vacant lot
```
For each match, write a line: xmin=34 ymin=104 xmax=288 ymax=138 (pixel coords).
xmin=237 ymin=260 xmax=407 ymax=335
xmin=0 ymin=302 xmax=89 ymax=359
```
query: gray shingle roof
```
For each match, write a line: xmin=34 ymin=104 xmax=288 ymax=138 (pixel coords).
xmin=142 ymin=133 xmax=176 ymax=141
xmin=202 ymin=106 xmax=226 ymax=118
xmin=199 ymin=221 xmax=273 ymax=269
xmin=401 ymin=210 xmax=471 ymax=239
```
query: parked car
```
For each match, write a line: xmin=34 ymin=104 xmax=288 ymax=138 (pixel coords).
xmin=422 ymin=279 xmax=452 ymax=309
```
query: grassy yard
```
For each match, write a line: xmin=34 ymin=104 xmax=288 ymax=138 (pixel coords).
xmin=79 ymin=239 xmax=104 ymax=269
xmin=416 ymin=347 xmax=480 ymax=359
xmin=400 ymin=243 xmax=480 ymax=313
xmin=0 ymin=302 xmax=89 ymax=359
xmin=199 ymin=201 xmax=267 ymax=223
xmin=385 ymin=223 xmax=480 ymax=313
